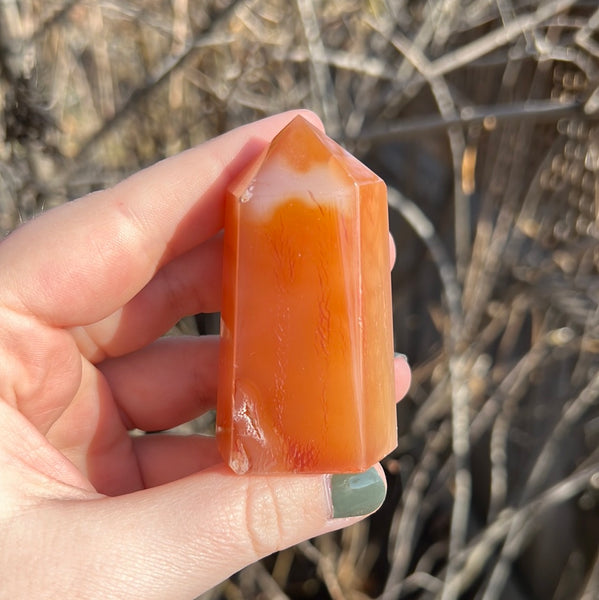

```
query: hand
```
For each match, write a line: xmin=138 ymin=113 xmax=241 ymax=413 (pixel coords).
xmin=0 ymin=110 xmax=411 ymax=600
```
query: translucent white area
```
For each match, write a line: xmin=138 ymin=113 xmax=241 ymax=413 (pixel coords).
xmin=238 ymin=156 xmax=355 ymax=220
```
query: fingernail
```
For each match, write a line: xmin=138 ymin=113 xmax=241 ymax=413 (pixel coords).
xmin=394 ymin=352 xmax=409 ymax=363
xmin=329 ymin=467 xmax=387 ymax=518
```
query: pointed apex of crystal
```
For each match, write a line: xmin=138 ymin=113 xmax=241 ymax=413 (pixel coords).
xmin=266 ymin=116 xmax=332 ymax=173
xmin=266 ymin=115 xmax=381 ymax=184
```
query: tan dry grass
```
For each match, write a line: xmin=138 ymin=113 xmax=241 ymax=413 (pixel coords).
xmin=1 ymin=1 xmax=598 ymax=599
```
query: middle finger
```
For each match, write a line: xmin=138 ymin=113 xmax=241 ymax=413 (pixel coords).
xmin=98 ymin=335 xmax=219 ymax=433
xmin=71 ymin=234 xmax=222 ymax=362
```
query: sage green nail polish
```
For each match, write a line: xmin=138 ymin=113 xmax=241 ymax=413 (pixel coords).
xmin=330 ymin=467 xmax=387 ymax=518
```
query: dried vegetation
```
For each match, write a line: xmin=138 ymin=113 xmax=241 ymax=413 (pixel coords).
xmin=1 ymin=0 xmax=598 ymax=599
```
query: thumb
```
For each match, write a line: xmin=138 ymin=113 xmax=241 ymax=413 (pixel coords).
xmin=22 ymin=464 xmax=387 ymax=600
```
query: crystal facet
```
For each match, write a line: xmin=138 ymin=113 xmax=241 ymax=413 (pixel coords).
xmin=217 ymin=116 xmax=396 ymax=474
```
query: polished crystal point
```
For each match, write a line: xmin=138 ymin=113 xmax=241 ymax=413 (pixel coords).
xmin=216 ymin=116 xmax=396 ymax=474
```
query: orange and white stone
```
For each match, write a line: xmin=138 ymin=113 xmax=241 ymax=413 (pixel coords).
xmin=216 ymin=116 xmax=396 ymax=474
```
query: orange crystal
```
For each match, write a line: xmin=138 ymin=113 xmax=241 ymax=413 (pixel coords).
xmin=216 ymin=116 xmax=396 ymax=474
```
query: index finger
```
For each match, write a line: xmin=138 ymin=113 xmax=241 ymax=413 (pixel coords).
xmin=0 ymin=110 xmax=324 ymax=327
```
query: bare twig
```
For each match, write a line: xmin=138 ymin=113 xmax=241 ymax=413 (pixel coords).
xmin=481 ymin=370 xmax=599 ymax=600
xmin=524 ymin=368 xmax=599 ymax=500
xmin=374 ymin=21 xmax=471 ymax=282
xmin=387 ymin=185 xmax=471 ymax=599
xmin=72 ymin=2 xmax=239 ymax=165
xmin=385 ymin=37 xmax=472 ymax=581
xmin=427 ymin=0 xmax=580 ymax=79
xmin=297 ymin=540 xmax=345 ymax=600
xmin=360 ymin=99 xmax=586 ymax=143
xmin=388 ymin=185 xmax=463 ymax=337
xmin=294 ymin=0 xmax=341 ymax=138
xmin=441 ymin=462 xmax=599 ymax=599
xmin=243 ymin=562 xmax=291 ymax=600
xmin=580 ymin=548 xmax=599 ymax=600
xmin=383 ymin=421 xmax=452 ymax=599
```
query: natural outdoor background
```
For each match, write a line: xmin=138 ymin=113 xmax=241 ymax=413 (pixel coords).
xmin=1 ymin=0 xmax=598 ymax=598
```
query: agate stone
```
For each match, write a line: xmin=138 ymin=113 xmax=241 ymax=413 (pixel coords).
xmin=216 ymin=116 xmax=396 ymax=474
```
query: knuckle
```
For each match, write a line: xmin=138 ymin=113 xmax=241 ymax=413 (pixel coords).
xmin=155 ymin=265 xmax=186 ymax=319
xmin=242 ymin=478 xmax=286 ymax=559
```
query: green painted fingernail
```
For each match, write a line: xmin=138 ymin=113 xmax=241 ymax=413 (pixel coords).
xmin=329 ymin=467 xmax=387 ymax=518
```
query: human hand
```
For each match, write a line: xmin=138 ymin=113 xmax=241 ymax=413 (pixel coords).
xmin=0 ymin=110 xmax=411 ymax=600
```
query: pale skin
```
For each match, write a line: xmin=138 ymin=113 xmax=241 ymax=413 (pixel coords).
xmin=0 ymin=110 xmax=411 ymax=600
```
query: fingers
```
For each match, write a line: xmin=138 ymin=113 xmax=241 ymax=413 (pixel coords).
xmin=0 ymin=110 xmax=324 ymax=328
xmin=94 ymin=342 xmax=410 ymax=495
xmin=68 ymin=338 xmax=410 ymax=496
xmin=73 ymin=231 xmax=398 ymax=363
xmin=98 ymin=341 xmax=407 ymax=451
xmin=61 ymin=335 xmax=220 ymax=496
xmin=132 ymin=434 xmax=222 ymax=488
xmin=47 ymin=336 xmax=219 ymax=497
xmin=394 ymin=354 xmax=412 ymax=400
xmin=37 ymin=463 xmax=387 ymax=600
xmin=70 ymin=234 xmax=223 ymax=361
xmin=98 ymin=336 xmax=219 ymax=431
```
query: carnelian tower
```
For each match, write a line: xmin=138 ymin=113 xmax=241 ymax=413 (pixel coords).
xmin=217 ymin=116 xmax=396 ymax=474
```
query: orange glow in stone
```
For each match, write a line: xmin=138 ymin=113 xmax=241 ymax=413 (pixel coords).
xmin=216 ymin=116 xmax=396 ymax=474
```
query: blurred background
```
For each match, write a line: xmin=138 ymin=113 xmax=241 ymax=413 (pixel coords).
xmin=1 ymin=1 xmax=598 ymax=598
